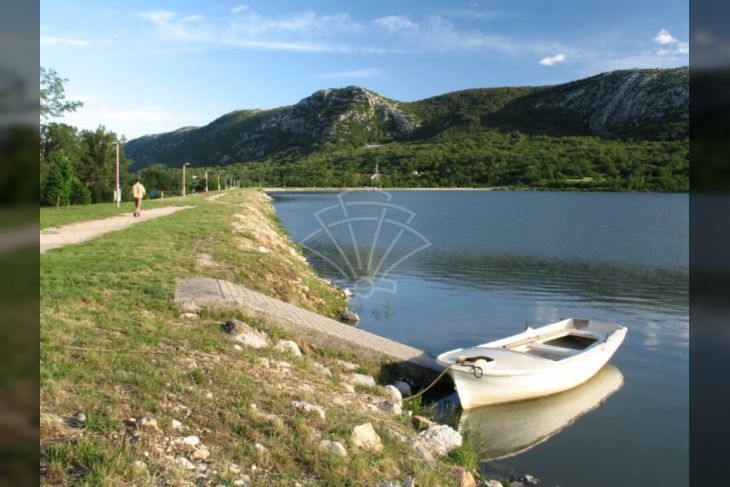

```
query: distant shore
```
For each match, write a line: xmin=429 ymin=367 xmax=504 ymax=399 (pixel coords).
xmin=263 ymin=186 xmax=509 ymax=192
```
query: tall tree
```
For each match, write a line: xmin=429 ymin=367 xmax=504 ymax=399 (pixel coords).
xmin=42 ymin=153 xmax=74 ymax=207
xmin=40 ymin=67 xmax=82 ymax=122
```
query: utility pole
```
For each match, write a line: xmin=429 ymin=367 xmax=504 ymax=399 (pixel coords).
xmin=182 ymin=162 xmax=190 ymax=196
xmin=204 ymin=170 xmax=209 ymax=193
xmin=113 ymin=141 xmax=120 ymax=207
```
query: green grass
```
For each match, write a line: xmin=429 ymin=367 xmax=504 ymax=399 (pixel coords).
xmin=40 ymin=192 xmax=215 ymax=229
xmin=40 ymin=189 xmax=473 ymax=485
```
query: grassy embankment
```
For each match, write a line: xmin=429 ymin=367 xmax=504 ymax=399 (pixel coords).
xmin=41 ymin=190 xmax=478 ymax=486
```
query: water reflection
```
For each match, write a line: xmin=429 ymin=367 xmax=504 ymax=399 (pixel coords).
xmin=460 ymin=364 xmax=624 ymax=461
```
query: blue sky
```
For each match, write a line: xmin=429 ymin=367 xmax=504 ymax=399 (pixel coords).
xmin=41 ymin=0 xmax=688 ymax=139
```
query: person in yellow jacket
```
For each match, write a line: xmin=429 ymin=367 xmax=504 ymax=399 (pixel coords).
xmin=131 ymin=178 xmax=146 ymax=217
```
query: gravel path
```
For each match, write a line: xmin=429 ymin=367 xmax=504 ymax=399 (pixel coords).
xmin=40 ymin=206 xmax=194 ymax=254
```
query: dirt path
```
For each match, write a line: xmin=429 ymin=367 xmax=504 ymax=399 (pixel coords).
xmin=40 ymin=206 xmax=194 ymax=254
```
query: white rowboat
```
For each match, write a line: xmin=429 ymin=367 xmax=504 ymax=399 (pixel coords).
xmin=436 ymin=318 xmax=627 ymax=409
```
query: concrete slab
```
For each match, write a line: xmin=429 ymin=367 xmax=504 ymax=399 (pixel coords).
xmin=175 ymin=277 xmax=442 ymax=381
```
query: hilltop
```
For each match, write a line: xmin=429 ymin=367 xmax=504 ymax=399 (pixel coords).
xmin=126 ymin=68 xmax=688 ymax=191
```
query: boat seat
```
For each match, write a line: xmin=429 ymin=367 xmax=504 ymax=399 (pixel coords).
xmin=525 ymin=343 xmax=582 ymax=360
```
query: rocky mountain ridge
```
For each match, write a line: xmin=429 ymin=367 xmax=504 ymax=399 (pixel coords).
xmin=126 ymin=67 xmax=688 ymax=169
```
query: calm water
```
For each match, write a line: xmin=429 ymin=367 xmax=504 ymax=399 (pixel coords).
xmin=271 ymin=190 xmax=688 ymax=487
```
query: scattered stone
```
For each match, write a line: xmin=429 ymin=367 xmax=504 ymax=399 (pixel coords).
xmin=71 ymin=412 xmax=86 ymax=424
xmin=179 ymin=301 xmax=200 ymax=313
xmin=275 ymin=339 xmax=302 ymax=357
xmin=175 ymin=456 xmax=196 ymax=470
xmin=453 ymin=467 xmax=477 ymax=487
xmin=175 ymin=435 xmax=201 ymax=451
xmin=234 ymin=331 xmax=269 ymax=349
xmin=202 ymin=390 xmax=214 ymax=400
xmin=257 ymin=357 xmax=271 ymax=368
xmin=379 ymin=401 xmax=402 ymax=416
xmin=339 ymin=309 xmax=360 ymax=324
xmin=335 ymin=359 xmax=359 ymax=371
xmin=233 ymin=479 xmax=251 ymax=487
xmin=138 ymin=415 xmax=159 ymax=431
xmin=412 ymin=442 xmax=434 ymax=462
xmin=254 ymin=443 xmax=268 ymax=455
xmin=221 ymin=319 xmax=251 ymax=335
xmin=229 ymin=463 xmax=242 ymax=474
xmin=192 ymin=447 xmax=210 ymax=461
xmin=272 ymin=359 xmax=292 ymax=372
xmin=182 ymin=312 xmax=198 ymax=319
xmin=131 ymin=460 xmax=148 ymax=475
xmin=350 ymin=422 xmax=383 ymax=453
xmin=517 ymin=474 xmax=540 ymax=485
xmin=292 ymin=401 xmax=326 ymax=419
xmin=171 ymin=419 xmax=183 ymax=431
xmin=482 ymin=480 xmax=504 ymax=487
xmin=412 ymin=425 xmax=462 ymax=458
xmin=233 ymin=344 xmax=243 ymax=351
xmin=257 ymin=246 xmax=269 ymax=253
xmin=348 ymin=373 xmax=376 ymax=387
xmin=342 ymin=288 xmax=353 ymax=298
xmin=313 ymin=362 xmax=332 ymax=377
xmin=383 ymin=385 xmax=403 ymax=403
xmin=393 ymin=380 xmax=413 ymax=398
xmin=342 ymin=383 xmax=355 ymax=393
xmin=318 ymin=439 xmax=348 ymax=457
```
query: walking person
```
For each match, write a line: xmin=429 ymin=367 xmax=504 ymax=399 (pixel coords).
xmin=131 ymin=178 xmax=146 ymax=217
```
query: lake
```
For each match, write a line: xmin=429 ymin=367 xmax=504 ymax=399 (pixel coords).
xmin=271 ymin=190 xmax=688 ymax=487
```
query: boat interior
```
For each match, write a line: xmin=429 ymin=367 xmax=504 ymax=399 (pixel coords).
xmin=503 ymin=329 xmax=598 ymax=361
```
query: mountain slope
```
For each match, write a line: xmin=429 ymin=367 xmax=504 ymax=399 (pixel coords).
xmin=126 ymin=67 xmax=688 ymax=170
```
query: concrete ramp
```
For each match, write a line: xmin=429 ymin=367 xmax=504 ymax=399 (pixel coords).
xmin=175 ymin=277 xmax=441 ymax=380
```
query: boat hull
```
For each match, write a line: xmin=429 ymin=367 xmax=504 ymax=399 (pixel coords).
xmin=438 ymin=319 xmax=627 ymax=409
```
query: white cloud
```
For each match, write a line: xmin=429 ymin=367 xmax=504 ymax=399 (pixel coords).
xmin=181 ymin=15 xmax=203 ymax=23
xmin=139 ymin=10 xmax=176 ymax=26
xmin=374 ymin=15 xmax=417 ymax=33
xmin=654 ymin=28 xmax=676 ymax=45
xmin=40 ymin=35 xmax=91 ymax=47
xmin=310 ymin=68 xmax=383 ymax=79
xmin=539 ymin=53 xmax=566 ymax=66
xmin=231 ymin=5 xmax=248 ymax=14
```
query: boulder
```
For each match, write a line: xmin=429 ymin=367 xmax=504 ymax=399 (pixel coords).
xmin=234 ymin=332 xmax=269 ymax=349
xmin=336 ymin=359 xmax=359 ymax=371
xmin=274 ymin=339 xmax=302 ymax=357
xmin=318 ymin=439 xmax=348 ymax=457
xmin=483 ymin=481 xmax=504 ymax=487
xmin=379 ymin=401 xmax=402 ymax=416
xmin=191 ymin=447 xmax=210 ymax=460
xmin=393 ymin=380 xmax=412 ymax=398
xmin=171 ymin=419 xmax=183 ymax=431
xmin=350 ymin=422 xmax=383 ymax=453
xmin=175 ymin=456 xmax=196 ymax=470
xmin=348 ymin=373 xmax=376 ymax=387
xmin=292 ymin=401 xmax=326 ymax=419
xmin=453 ymin=467 xmax=477 ymax=487
xmin=383 ymin=385 xmax=403 ymax=403
xmin=412 ymin=424 xmax=462 ymax=457
xmin=339 ymin=309 xmax=360 ymax=324
xmin=313 ymin=362 xmax=332 ymax=377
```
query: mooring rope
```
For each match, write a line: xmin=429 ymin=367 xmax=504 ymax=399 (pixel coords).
xmin=402 ymin=364 xmax=454 ymax=402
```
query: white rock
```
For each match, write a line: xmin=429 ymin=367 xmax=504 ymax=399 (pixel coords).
xmin=272 ymin=360 xmax=292 ymax=372
xmin=171 ymin=419 xmax=183 ymax=431
xmin=138 ymin=415 xmax=159 ymax=430
xmin=182 ymin=312 xmax=198 ymax=319
xmin=342 ymin=288 xmax=353 ymax=298
xmin=393 ymin=380 xmax=412 ymax=398
xmin=203 ymin=390 xmax=214 ymax=399
xmin=254 ymin=443 xmax=268 ymax=455
xmin=318 ymin=439 xmax=348 ymax=457
xmin=313 ymin=362 xmax=332 ymax=377
xmin=336 ymin=359 xmax=359 ymax=371
xmin=350 ymin=422 xmax=383 ymax=453
xmin=233 ymin=479 xmax=251 ymax=487
xmin=379 ymin=401 xmax=402 ymax=416
xmin=483 ymin=481 xmax=504 ymax=487
xmin=233 ymin=344 xmax=243 ymax=351
xmin=518 ymin=474 xmax=540 ymax=486
xmin=383 ymin=385 xmax=403 ymax=403
xmin=291 ymin=401 xmax=326 ymax=419
xmin=175 ymin=435 xmax=200 ymax=451
xmin=229 ymin=463 xmax=242 ymax=474
xmin=342 ymin=383 xmax=356 ymax=393
xmin=131 ymin=460 xmax=147 ymax=474
xmin=274 ymin=339 xmax=302 ymax=357
xmin=257 ymin=357 xmax=270 ymax=368
xmin=72 ymin=412 xmax=86 ymax=423
xmin=175 ymin=456 xmax=196 ymax=470
xmin=348 ymin=373 xmax=376 ymax=387
xmin=257 ymin=246 xmax=269 ymax=253
xmin=412 ymin=425 xmax=462 ymax=458
xmin=234 ymin=332 xmax=269 ymax=349
xmin=192 ymin=447 xmax=210 ymax=460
